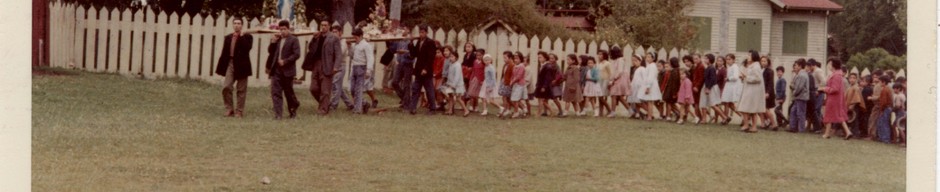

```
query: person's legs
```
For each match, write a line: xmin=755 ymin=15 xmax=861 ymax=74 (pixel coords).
xmin=222 ymin=64 xmax=236 ymax=115
xmin=318 ymin=75 xmax=334 ymax=114
xmin=878 ymin=108 xmax=893 ymax=143
xmin=281 ymin=76 xmax=299 ymax=118
xmin=351 ymin=66 xmax=365 ymax=113
xmin=270 ymin=75 xmax=284 ymax=118
xmin=868 ymin=106 xmax=882 ymax=139
xmin=422 ymin=78 xmax=437 ymax=112
xmin=331 ymin=69 xmax=351 ymax=109
xmin=234 ymin=76 xmax=248 ymax=116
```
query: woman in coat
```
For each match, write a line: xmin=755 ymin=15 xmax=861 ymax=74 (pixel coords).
xmin=821 ymin=58 xmax=853 ymax=139
xmin=737 ymin=51 xmax=766 ymax=132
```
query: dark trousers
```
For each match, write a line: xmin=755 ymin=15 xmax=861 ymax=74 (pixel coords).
xmin=392 ymin=63 xmax=413 ymax=106
xmin=409 ymin=76 xmax=437 ymax=112
xmin=789 ymin=100 xmax=807 ymax=132
xmin=806 ymin=94 xmax=820 ymax=131
xmin=310 ymin=73 xmax=333 ymax=114
xmin=774 ymin=100 xmax=787 ymax=127
xmin=271 ymin=75 xmax=299 ymax=118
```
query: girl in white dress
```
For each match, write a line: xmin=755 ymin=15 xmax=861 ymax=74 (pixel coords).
xmin=640 ymin=52 xmax=663 ymax=120
xmin=720 ymin=54 xmax=743 ymax=124
xmin=628 ymin=54 xmax=646 ymax=118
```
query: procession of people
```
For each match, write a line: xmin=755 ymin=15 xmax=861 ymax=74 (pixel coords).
xmin=215 ymin=20 xmax=907 ymax=146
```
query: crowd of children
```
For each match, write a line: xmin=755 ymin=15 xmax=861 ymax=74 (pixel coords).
xmin=383 ymin=42 xmax=907 ymax=146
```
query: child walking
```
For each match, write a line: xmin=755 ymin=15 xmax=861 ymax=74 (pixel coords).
xmin=479 ymin=54 xmax=503 ymax=116
xmin=440 ymin=46 xmax=469 ymax=116
xmin=583 ymin=57 xmax=603 ymax=117
xmin=676 ymin=69 xmax=695 ymax=124
xmin=562 ymin=54 xmax=584 ymax=116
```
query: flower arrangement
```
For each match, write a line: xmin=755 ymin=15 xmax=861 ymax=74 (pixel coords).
xmin=361 ymin=0 xmax=402 ymax=39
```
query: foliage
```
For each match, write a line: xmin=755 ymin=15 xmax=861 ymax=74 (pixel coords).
xmin=414 ymin=0 xmax=574 ymax=38
xmin=846 ymin=48 xmax=907 ymax=72
xmin=828 ymin=0 xmax=906 ymax=62
xmin=592 ymin=0 xmax=696 ymax=49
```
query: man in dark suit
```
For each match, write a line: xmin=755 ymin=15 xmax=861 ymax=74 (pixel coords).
xmin=215 ymin=17 xmax=253 ymax=118
xmin=266 ymin=20 xmax=301 ymax=119
xmin=407 ymin=25 xmax=438 ymax=115
xmin=302 ymin=21 xmax=344 ymax=115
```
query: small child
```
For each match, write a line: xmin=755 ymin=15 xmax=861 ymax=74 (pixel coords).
xmin=845 ymin=73 xmax=865 ymax=137
xmin=875 ymin=75 xmax=893 ymax=143
xmin=892 ymin=84 xmax=906 ymax=144
xmin=509 ymin=53 xmax=528 ymax=118
xmin=583 ymin=57 xmax=603 ymax=116
xmin=479 ymin=54 xmax=502 ymax=115
xmin=561 ymin=54 xmax=584 ymax=116
xmin=859 ymin=75 xmax=873 ymax=138
xmin=676 ymin=70 xmax=694 ymax=124
xmin=441 ymin=47 xmax=469 ymax=116
xmin=774 ymin=66 xmax=788 ymax=128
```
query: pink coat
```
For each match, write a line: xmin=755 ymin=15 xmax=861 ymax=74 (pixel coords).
xmin=823 ymin=71 xmax=848 ymax=123
xmin=608 ymin=58 xmax=632 ymax=96
xmin=677 ymin=78 xmax=694 ymax=104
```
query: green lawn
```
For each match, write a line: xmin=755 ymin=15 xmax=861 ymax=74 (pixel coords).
xmin=32 ymin=68 xmax=904 ymax=191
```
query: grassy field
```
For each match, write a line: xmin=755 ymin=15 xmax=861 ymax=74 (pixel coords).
xmin=32 ymin=68 xmax=904 ymax=191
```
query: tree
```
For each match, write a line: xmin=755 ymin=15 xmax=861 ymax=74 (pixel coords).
xmin=414 ymin=0 xmax=577 ymax=38
xmin=846 ymin=48 xmax=906 ymax=72
xmin=593 ymin=0 xmax=696 ymax=49
xmin=828 ymin=0 xmax=906 ymax=62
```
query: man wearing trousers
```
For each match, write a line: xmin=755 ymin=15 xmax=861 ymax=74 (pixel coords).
xmin=302 ymin=21 xmax=344 ymax=115
xmin=329 ymin=24 xmax=353 ymax=110
xmin=349 ymin=28 xmax=375 ymax=114
xmin=266 ymin=20 xmax=301 ymax=119
xmin=788 ymin=61 xmax=810 ymax=133
xmin=407 ymin=25 xmax=438 ymax=115
xmin=391 ymin=27 xmax=414 ymax=109
xmin=215 ymin=17 xmax=252 ymax=118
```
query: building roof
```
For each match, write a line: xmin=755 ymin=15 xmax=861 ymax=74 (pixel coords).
xmin=474 ymin=18 xmax=517 ymax=34
xmin=548 ymin=17 xmax=593 ymax=29
xmin=768 ymin=0 xmax=844 ymax=12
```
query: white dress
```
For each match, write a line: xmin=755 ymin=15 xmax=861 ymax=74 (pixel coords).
xmin=721 ymin=63 xmax=743 ymax=102
xmin=628 ymin=66 xmax=646 ymax=103
xmin=639 ymin=63 xmax=662 ymax=101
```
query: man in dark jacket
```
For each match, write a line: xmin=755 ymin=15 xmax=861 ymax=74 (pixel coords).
xmin=215 ymin=17 xmax=252 ymax=118
xmin=407 ymin=25 xmax=438 ymax=115
xmin=266 ymin=20 xmax=301 ymax=119
xmin=302 ymin=21 xmax=344 ymax=115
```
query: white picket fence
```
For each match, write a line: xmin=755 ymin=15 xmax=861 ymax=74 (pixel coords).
xmin=47 ymin=2 xmax=903 ymax=89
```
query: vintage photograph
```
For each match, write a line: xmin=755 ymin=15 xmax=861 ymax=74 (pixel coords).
xmin=30 ymin=0 xmax=908 ymax=190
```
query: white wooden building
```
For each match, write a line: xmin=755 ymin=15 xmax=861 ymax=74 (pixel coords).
xmin=686 ymin=0 xmax=843 ymax=71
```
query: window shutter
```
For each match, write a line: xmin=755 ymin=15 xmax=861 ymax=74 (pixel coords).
xmin=782 ymin=21 xmax=808 ymax=55
xmin=736 ymin=18 xmax=762 ymax=52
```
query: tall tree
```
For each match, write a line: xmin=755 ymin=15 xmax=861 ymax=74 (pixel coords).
xmin=828 ymin=0 xmax=906 ymax=61
xmin=593 ymin=0 xmax=695 ymax=49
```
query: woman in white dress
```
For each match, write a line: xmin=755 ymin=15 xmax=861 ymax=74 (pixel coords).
xmin=737 ymin=50 xmax=766 ymax=132
xmin=639 ymin=52 xmax=662 ymax=120
xmin=720 ymin=54 xmax=743 ymax=124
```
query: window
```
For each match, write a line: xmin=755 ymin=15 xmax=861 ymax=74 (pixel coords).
xmin=691 ymin=17 xmax=712 ymax=52
xmin=736 ymin=18 xmax=762 ymax=52
xmin=782 ymin=21 xmax=808 ymax=55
